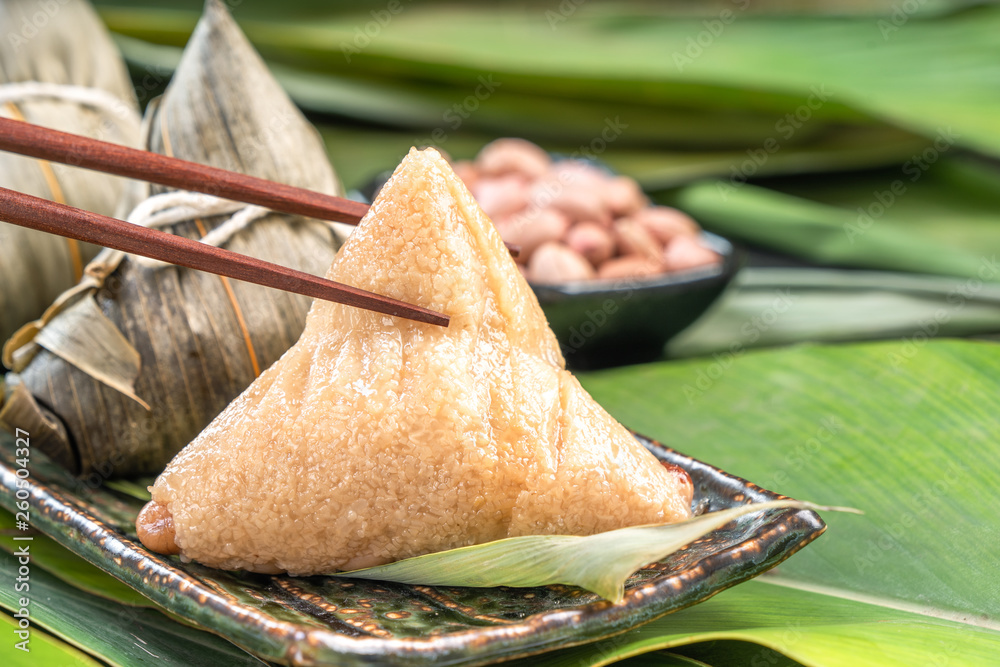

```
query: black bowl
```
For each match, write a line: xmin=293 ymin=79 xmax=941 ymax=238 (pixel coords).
xmin=531 ymin=232 xmax=742 ymax=369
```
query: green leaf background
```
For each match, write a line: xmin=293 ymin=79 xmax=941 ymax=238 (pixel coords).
xmin=5 ymin=1 xmax=1000 ymax=665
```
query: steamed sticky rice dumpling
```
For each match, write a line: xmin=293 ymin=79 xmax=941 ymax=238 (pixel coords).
xmin=0 ymin=0 xmax=343 ymax=477
xmin=0 ymin=0 xmax=139 ymax=344
xmin=137 ymin=148 xmax=693 ymax=575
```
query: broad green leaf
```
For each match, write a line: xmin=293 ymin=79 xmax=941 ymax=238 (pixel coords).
xmin=0 ymin=508 xmax=151 ymax=607
xmin=0 ymin=612 xmax=103 ymax=667
xmin=666 ymin=268 xmax=1000 ymax=358
xmin=91 ymin=0 xmax=982 ymax=20
xmin=675 ymin=158 xmax=1000 ymax=280
xmin=100 ymin=4 xmax=1000 ymax=157
xmin=339 ymin=500 xmax=847 ymax=602
xmin=313 ymin=123 xmax=926 ymax=193
xmin=0 ymin=551 xmax=266 ymax=666
xmin=513 ymin=581 xmax=1000 ymax=667
xmin=671 ymin=640 xmax=806 ymax=667
xmin=111 ymin=28 xmax=929 ymax=189
xmin=578 ymin=339 xmax=1000 ymax=627
xmin=104 ymin=477 xmax=154 ymax=502
xmin=615 ymin=653 xmax=714 ymax=667
xmin=111 ymin=30 xmax=883 ymax=152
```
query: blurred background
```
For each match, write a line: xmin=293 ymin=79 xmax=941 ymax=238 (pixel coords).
xmin=4 ymin=3 xmax=1000 ymax=666
xmin=92 ymin=0 xmax=1000 ymax=360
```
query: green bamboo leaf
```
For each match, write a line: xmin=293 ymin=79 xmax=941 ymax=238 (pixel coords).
xmin=339 ymin=500 xmax=853 ymax=603
xmin=0 ymin=612 xmax=103 ymax=667
xmin=514 ymin=581 xmax=1000 ymax=667
xmin=670 ymin=640 xmax=806 ymax=667
xmin=674 ymin=157 xmax=1000 ymax=281
xmin=103 ymin=477 xmax=154 ymax=502
xmin=100 ymin=3 xmax=1000 ymax=157
xmin=666 ymin=268 xmax=1000 ymax=359
xmin=311 ymin=122 xmax=927 ymax=193
xmin=0 ymin=508 xmax=151 ymax=607
xmin=0 ymin=550 xmax=266 ymax=667
xmin=578 ymin=340 xmax=1000 ymax=625
xmin=615 ymin=653 xmax=714 ymax=667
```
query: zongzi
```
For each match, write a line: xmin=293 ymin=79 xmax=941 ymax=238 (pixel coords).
xmin=0 ymin=0 xmax=139 ymax=344
xmin=137 ymin=148 xmax=693 ymax=575
xmin=1 ymin=0 xmax=344 ymax=477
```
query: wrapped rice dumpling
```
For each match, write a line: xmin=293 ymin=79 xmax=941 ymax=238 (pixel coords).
xmin=0 ymin=0 xmax=139 ymax=344
xmin=136 ymin=148 xmax=693 ymax=575
xmin=0 ymin=0 xmax=344 ymax=477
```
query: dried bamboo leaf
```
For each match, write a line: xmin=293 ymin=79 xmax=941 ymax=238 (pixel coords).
xmin=4 ymin=0 xmax=344 ymax=477
xmin=33 ymin=297 xmax=148 ymax=409
xmin=0 ymin=0 xmax=139 ymax=344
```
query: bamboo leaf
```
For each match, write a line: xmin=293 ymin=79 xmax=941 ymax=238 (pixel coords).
xmin=666 ymin=268 xmax=1000 ymax=359
xmin=0 ymin=0 xmax=139 ymax=344
xmin=6 ymin=0 xmax=343 ymax=478
xmin=513 ymin=581 xmax=1000 ymax=667
xmin=339 ymin=500 xmax=853 ymax=602
xmin=674 ymin=157 xmax=1000 ymax=281
xmin=0 ymin=507 xmax=151 ymax=607
xmin=103 ymin=477 xmax=154 ymax=502
xmin=0 ymin=550 xmax=267 ymax=666
xmin=100 ymin=3 xmax=1000 ymax=157
xmin=33 ymin=296 xmax=148 ymax=409
xmin=0 ymin=612 xmax=103 ymax=667
xmin=311 ymin=122 xmax=928 ymax=193
xmin=578 ymin=340 xmax=1000 ymax=625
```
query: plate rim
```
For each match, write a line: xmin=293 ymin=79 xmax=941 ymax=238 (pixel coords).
xmin=0 ymin=431 xmax=825 ymax=667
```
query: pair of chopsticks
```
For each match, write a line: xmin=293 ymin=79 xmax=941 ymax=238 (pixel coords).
xmin=0 ymin=117 xmax=465 ymax=327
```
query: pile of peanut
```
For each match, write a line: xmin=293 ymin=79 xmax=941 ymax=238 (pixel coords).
xmin=453 ymin=138 xmax=721 ymax=284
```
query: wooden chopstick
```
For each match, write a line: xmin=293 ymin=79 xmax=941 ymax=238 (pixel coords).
xmin=0 ymin=186 xmax=449 ymax=327
xmin=0 ymin=117 xmax=519 ymax=256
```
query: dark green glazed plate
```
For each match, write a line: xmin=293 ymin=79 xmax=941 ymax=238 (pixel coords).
xmin=0 ymin=430 xmax=824 ymax=666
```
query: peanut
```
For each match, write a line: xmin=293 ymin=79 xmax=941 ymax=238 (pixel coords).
xmin=501 ymin=208 xmax=571 ymax=262
xmin=476 ymin=138 xmax=551 ymax=180
xmin=635 ymin=206 xmax=700 ymax=242
xmin=614 ymin=219 xmax=663 ymax=262
xmin=529 ymin=242 xmax=596 ymax=283
xmin=597 ymin=256 xmax=664 ymax=280
xmin=566 ymin=221 xmax=616 ymax=266
xmin=472 ymin=175 xmax=530 ymax=219
xmin=662 ymin=236 xmax=721 ymax=272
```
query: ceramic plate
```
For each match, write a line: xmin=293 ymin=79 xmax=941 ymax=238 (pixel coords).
xmin=0 ymin=430 xmax=824 ymax=666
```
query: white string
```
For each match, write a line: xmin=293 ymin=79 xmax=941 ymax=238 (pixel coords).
xmin=0 ymin=81 xmax=141 ymax=142
xmin=0 ymin=82 xmax=299 ymax=269
xmin=124 ymin=191 xmax=271 ymax=269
